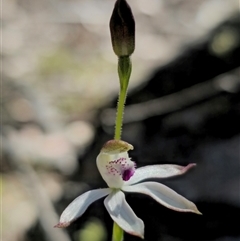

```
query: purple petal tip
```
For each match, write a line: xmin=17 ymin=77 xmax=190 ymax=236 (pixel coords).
xmin=128 ymin=231 xmax=144 ymax=239
xmin=54 ymin=222 xmax=70 ymax=228
xmin=183 ymin=163 xmax=196 ymax=172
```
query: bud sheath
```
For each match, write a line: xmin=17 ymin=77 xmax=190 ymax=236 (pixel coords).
xmin=110 ymin=0 xmax=135 ymax=57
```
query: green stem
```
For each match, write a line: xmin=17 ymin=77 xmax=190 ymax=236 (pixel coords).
xmin=112 ymin=222 xmax=124 ymax=241
xmin=114 ymin=56 xmax=132 ymax=140
xmin=114 ymin=87 xmax=127 ymax=140
xmin=113 ymin=56 xmax=132 ymax=239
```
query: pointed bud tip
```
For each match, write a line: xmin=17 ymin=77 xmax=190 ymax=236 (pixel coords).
xmin=101 ymin=139 xmax=133 ymax=154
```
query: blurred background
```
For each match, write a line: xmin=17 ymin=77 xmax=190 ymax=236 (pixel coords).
xmin=2 ymin=0 xmax=240 ymax=241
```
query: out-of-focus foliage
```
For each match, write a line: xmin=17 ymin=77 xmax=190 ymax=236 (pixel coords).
xmin=76 ymin=218 xmax=107 ymax=241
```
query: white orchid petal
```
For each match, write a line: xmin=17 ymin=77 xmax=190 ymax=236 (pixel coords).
xmin=104 ymin=190 xmax=144 ymax=238
xmin=55 ymin=188 xmax=111 ymax=228
xmin=125 ymin=163 xmax=196 ymax=185
xmin=122 ymin=182 xmax=201 ymax=214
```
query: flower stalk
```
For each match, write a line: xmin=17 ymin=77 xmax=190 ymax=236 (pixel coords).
xmin=114 ymin=56 xmax=132 ymax=140
xmin=112 ymin=222 xmax=124 ymax=241
xmin=110 ymin=0 xmax=135 ymax=238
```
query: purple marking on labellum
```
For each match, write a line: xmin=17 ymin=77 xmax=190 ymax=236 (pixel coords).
xmin=106 ymin=157 xmax=136 ymax=181
xmin=122 ymin=168 xmax=135 ymax=181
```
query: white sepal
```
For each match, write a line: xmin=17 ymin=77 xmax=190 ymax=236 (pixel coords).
xmin=122 ymin=182 xmax=201 ymax=214
xmin=124 ymin=163 xmax=196 ymax=186
xmin=55 ymin=188 xmax=111 ymax=228
xmin=104 ymin=190 xmax=144 ymax=238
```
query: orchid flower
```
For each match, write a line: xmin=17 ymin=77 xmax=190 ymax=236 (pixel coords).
xmin=55 ymin=140 xmax=201 ymax=238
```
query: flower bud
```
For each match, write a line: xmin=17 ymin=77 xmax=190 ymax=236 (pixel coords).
xmin=110 ymin=0 xmax=135 ymax=57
